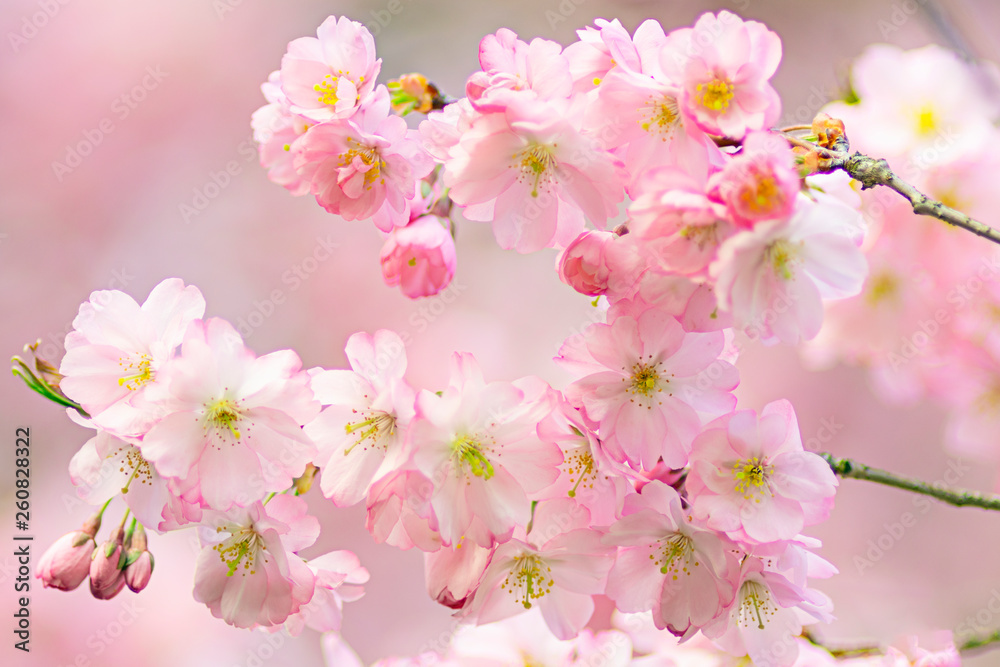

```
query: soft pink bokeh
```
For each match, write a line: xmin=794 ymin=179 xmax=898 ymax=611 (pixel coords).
xmin=4 ymin=1 xmax=1000 ymax=666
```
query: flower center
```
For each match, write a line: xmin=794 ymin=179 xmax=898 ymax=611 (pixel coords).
xmin=343 ymin=411 xmax=396 ymax=455
xmin=865 ymin=271 xmax=899 ymax=306
xmin=340 ymin=139 xmax=385 ymax=189
xmin=652 ymin=533 xmax=698 ymax=578
xmin=452 ymin=434 xmax=495 ymax=480
xmin=679 ymin=222 xmax=721 ymax=249
xmin=740 ymin=173 xmax=783 ymax=215
xmin=118 ymin=353 xmax=153 ymax=391
xmin=629 ymin=361 xmax=664 ymax=397
xmin=914 ymin=104 xmax=937 ymax=136
xmin=640 ymin=94 xmax=681 ymax=137
xmin=214 ymin=526 xmax=265 ymax=577
xmin=205 ymin=398 xmax=244 ymax=440
xmin=765 ymin=239 xmax=801 ymax=281
xmin=314 ymin=73 xmax=341 ymax=106
xmin=697 ymin=77 xmax=734 ymax=112
xmin=732 ymin=456 xmax=771 ymax=499
xmin=516 ymin=144 xmax=556 ymax=198
xmin=564 ymin=449 xmax=596 ymax=498
xmin=501 ymin=554 xmax=552 ymax=609
xmin=114 ymin=444 xmax=155 ymax=494
xmin=738 ymin=580 xmax=776 ymax=630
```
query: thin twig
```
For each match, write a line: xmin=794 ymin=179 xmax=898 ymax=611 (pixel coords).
xmin=960 ymin=629 xmax=1000 ymax=654
xmin=781 ymin=130 xmax=1000 ymax=247
xmin=820 ymin=453 xmax=1000 ymax=511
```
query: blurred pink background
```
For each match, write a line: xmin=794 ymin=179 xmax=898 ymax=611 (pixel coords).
xmin=3 ymin=0 xmax=1000 ymax=665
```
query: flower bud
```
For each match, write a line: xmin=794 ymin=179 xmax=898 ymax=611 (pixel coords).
xmin=557 ymin=230 xmax=617 ymax=296
xmin=380 ymin=215 xmax=457 ymax=298
xmin=35 ymin=509 xmax=104 ymax=591
xmin=123 ymin=523 xmax=154 ymax=593
xmin=36 ymin=531 xmax=96 ymax=591
xmin=90 ymin=518 xmax=127 ymax=600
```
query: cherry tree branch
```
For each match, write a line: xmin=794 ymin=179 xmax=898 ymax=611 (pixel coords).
xmin=820 ymin=453 xmax=1000 ymax=511
xmin=780 ymin=131 xmax=1000 ymax=247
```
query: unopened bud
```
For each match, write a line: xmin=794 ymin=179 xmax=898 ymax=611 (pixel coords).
xmin=293 ymin=463 xmax=319 ymax=495
xmin=123 ymin=523 xmax=153 ymax=593
xmin=36 ymin=531 xmax=96 ymax=591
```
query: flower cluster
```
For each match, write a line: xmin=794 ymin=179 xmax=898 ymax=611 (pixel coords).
xmin=807 ymin=44 xmax=1000 ymax=466
xmin=39 ymin=278 xmax=369 ymax=631
xmin=252 ymin=16 xmax=453 ymax=300
xmin=29 ymin=8 xmax=992 ymax=667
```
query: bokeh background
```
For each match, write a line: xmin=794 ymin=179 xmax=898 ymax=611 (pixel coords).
xmin=3 ymin=0 xmax=1000 ymax=665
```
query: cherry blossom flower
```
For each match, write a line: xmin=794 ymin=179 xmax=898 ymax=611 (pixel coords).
xmin=365 ymin=468 xmax=442 ymax=552
xmin=279 ymin=550 xmax=369 ymax=635
xmin=294 ymin=86 xmax=435 ymax=232
xmin=192 ymin=495 xmax=318 ymax=629
xmin=59 ymin=278 xmax=205 ymax=435
xmin=710 ymin=194 xmax=868 ymax=345
xmin=279 ymin=15 xmax=381 ymax=122
xmin=604 ymin=480 xmax=739 ymax=636
xmin=686 ymin=400 xmax=838 ymax=545
xmin=252 ymin=70 xmax=311 ymax=196
xmin=460 ymin=499 xmax=615 ymax=640
xmin=466 ymin=28 xmax=572 ymax=111
xmin=138 ymin=318 xmax=319 ymax=511
xmin=557 ymin=305 xmax=738 ymax=470
xmin=380 ymin=215 xmax=457 ymax=298
xmin=306 ymin=330 xmax=415 ymax=507
xmin=408 ymin=355 xmax=561 ymax=547
xmin=556 ymin=229 xmax=646 ymax=299
xmin=707 ymin=131 xmax=800 ymax=229
xmin=68 ymin=425 xmax=172 ymax=531
xmin=660 ymin=11 xmax=782 ymax=139
xmin=443 ymin=96 xmax=625 ymax=253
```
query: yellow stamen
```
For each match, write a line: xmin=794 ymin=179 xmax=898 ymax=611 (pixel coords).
xmin=696 ymin=77 xmax=735 ymax=112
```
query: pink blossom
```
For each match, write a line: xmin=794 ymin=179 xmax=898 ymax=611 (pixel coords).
xmin=882 ymin=633 xmax=961 ymax=667
xmin=702 ymin=558 xmax=833 ymax=667
xmin=660 ymin=11 xmax=782 ymax=139
xmin=279 ymin=15 xmax=381 ymax=122
xmin=123 ymin=523 xmax=153 ymax=593
xmin=408 ymin=354 xmax=562 ymax=547
xmin=365 ymin=468 xmax=442 ymax=552
xmin=563 ymin=18 xmax=665 ymax=92
xmin=294 ymin=86 xmax=434 ymax=232
xmin=90 ymin=522 xmax=126 ymax=600
xmin=823 ymin=44 xmax=996 ymax=163
xmin=306 ymin=329 xmax=415 ymax=507
xmin=710 ymin=195 xmax=868 ymax=345
xmin=460 ymin=499 xmax=615 ymax=640
xmin=425 ymin=541 xmax=492 ymax=609
xmin=686 ymin=400 xmax=838 ymax=545
xmin=252 ymin=70 xmax=311 ymax=196
xmin=628 ymin=142 xmax=734 ymax=278
xmin=556 ymin=229 xmax=645 ymax=299
xmin=138 ymin=318 xmax=319 ymax=511
xmin=466 ymin=29 xmax=572 ymax=111
xmin=707 ymin=131 xmax=800 ymax=228
xmin=68 ymin=426 xmax=172 ymax=532
xmin=534 ymin=396 xmax=636 ymax=526
xmin=192 ymin=495 xmax=317 ymax=629
xmin=557 ymin=305 xmax=738 ymax=470
xmin=443 ymin=96 xmax=625 ymax=253
xmin=59 ymin=278 xmax=205 ymax=436
xmin=380 ymin=215 xmax=457 ymax=298
xmin=280 ymin=550 xmax=369 ymax=635
xmin=604 ymin=480 xmax=739 ymax=636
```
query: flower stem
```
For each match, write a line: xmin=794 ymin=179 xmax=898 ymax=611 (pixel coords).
xmin=820 ymin=453 xmax=1000 ymax=511
xmin=959 ymin=628 xmax=1000 ymax=653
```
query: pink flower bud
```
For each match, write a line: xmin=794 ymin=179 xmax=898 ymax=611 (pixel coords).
xmin=35 ymin=531 xmax=96 ymax=591
xmin=124 ymin=551 xmax=154 ymax=593
xmin=557 ymin=230 xmax=616 ymax=296
xmin=380 ymin=215 xmax=457 ymax=298
xmin=89 ymin=540 xmax=125 ymax=599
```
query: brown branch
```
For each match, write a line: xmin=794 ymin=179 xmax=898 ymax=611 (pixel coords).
xmin=781 ymin=130 xmax=1000 ymax=248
